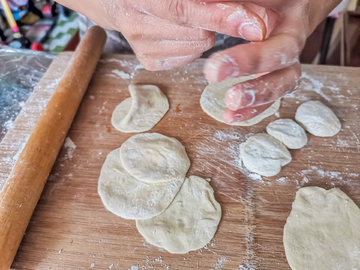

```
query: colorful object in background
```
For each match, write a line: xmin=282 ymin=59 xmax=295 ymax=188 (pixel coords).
xmin=0 ymin=0 xmax=20 ymax=37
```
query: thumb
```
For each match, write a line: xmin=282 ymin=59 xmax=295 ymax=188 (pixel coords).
xmin=141 ymin=1 xmax=267 ymax=41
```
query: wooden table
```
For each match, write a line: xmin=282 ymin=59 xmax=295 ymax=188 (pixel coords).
xmin=1 ymin=53 xmax=359 ymax=270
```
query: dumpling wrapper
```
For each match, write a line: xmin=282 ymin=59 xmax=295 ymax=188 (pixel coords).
xmin=111 ymin=84 xmax=169 ymax=133
xmin=200 ymin=77 xmax=280 ymax=126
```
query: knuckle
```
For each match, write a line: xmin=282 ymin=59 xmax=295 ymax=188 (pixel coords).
xmin=168 ymin=0 xmax=189 ymax=25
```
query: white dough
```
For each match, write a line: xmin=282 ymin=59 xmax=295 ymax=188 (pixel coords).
xmin=240 ymin=133 xmax=291 ymax=177
xmin=295 ymin=100 xmax=341 ymax=137
xmin=136 ymin=176 xmax=222 ymax=254
xmin=200 ymin=76 xmax=281 ymax=126
xmin=98 ymin=148 xmax=184 ymax=220
xmin=284 ymin=187 xmax=360 ymax=270
xmin=111 ymin=84 xmax=169 ymax=133
xmin=120 ymin=133 xmax=190 ymax=183
xmin=266 ymin=119 xmax=307 ymax=149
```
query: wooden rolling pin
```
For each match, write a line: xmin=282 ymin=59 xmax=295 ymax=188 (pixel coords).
xmin=0 ymin=26 xmax=106 ymax=269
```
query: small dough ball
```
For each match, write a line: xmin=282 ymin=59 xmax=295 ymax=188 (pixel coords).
xmin=111 ymin=84 xmax=169 ymax=133
xmin=136 ymin=176 xmax=222 ymax=254
xmin=240 ymin=133 xmax=291 ymax=177
xmin=284 ymin=187 xmax=360 ymax=270
xmin=200 ymin=76 xmax=281 ymax=126
xmin=120 ymin=133 xmax=190 ymax=183
xmin=295 ymin=100 xmax=341 ymax=137
xmin=98 ymin=148 xmax=184 ymax=220
xmin=266 ymin=119 xmax=307 ymax=149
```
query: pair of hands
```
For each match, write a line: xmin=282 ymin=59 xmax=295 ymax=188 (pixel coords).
xmin=59 ymin=0 xmax=341 ymax=122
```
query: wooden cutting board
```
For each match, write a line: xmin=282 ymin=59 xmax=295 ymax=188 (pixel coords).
xmin=1 ymin=53 xmax=360 ymax=270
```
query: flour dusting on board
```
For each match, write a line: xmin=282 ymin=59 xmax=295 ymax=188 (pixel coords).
xmin=285 ymin=72 xmax=332 ymax=101
xmin=215 ymin=256 xmax=228 ymax=270
xmin=63 ymin=137 xmax=76 ymax=159
xmin=111 ymin=69 xmax=131 ymax=79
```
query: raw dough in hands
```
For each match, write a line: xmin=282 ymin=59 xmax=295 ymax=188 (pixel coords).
xmin=240 ymin=133 xmax=292 ymax=177
xmin=200 ymin=77 xmax=281 ymax=126
xmin=295 ymin=100 xmax=341 ymax=137
xmin=120 ymin=133 xmax=190 ymax=183
xmin=98 ymin=148 xmax=184 ymax=220
xmin=136 ymin=176 xmax=222 ymax=254
xmin=284 ymin=187 xmax=360 ymax=270
xmin=266 ymin=119 xmax=307 ymax=149
xmin=111 ymin=84 xmax=169 ymax=133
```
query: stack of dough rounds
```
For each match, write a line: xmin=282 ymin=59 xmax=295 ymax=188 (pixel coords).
xmin=200 ymin=76 xmax=281 ymax=126
xmin=111 ymin=84 xmax=169 ymax=133
xmin=98 ymin=133 xmax=222 ymax=254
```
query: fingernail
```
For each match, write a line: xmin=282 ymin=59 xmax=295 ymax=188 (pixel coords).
xmin=227 ymin=113 xmax=244 ymax=124
xmin=238 ymin=22 xmax=263 ymax=41
xmin=242 ymin=90 xmax=256 ymax=107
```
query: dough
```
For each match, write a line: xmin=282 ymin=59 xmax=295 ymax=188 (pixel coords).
xmin=200 ymin=76 xmax=281 ymax=126
xmin=98 ymin=148 xmax=184 ymax=220
xmin=136 ymin=176 xmax=222 ymax=254
xmin=283 ymin=187 xmax=360 ymax=270
xmin=240 ymin=133 xmax=291 ymax=177
xmin=120 ymin=133 xmax=190 ymax=183
xmin=111 ymin=84 xmax=169 ymax=133
xmin=295 ymin=100 xmax=341 ymax=137
xmin=266 ymin=119 xmax=307 ymax=149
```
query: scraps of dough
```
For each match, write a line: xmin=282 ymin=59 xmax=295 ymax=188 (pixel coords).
xmin=284 ymin=186 xmax=360 ymax=270
xmin=295 ymin=100 xmax=341 ymax=137
xmin=200 ymin=76 xmax=280 ymax=126
xmin=240 ymin=133 xmax=292 ymax=177
xmin=266 ymin=119 xmax=308 ymax=149
xmin=111 ymin=84 xmax=169 ymax=133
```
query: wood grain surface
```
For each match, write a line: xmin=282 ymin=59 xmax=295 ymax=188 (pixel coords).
xmin=1 ymin=53 xmax=360 ymax=270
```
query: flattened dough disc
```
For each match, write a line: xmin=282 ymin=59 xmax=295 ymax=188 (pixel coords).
xmin=111 ymin=84 xmax=169 ymax=133
xmin=284 ymin=187 xmax=360 ymax=270
xmin=98 ymin=148 xmax=184 ymax=220
xmin=200 ymin=77 xmax=280 ymax=126
xmin=120 ymin=133 xmax=190 ymax=183
xmin=136 ymin=176 xmax=222 ymax=254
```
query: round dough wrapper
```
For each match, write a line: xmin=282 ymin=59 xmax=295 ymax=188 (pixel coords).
xmin=240 ymin=133 xmax=291 ymax=177
xmin=111 ymin=84 xmax=169 ymax=133
xmin=295 ymin=100 xmax=341 ymax=137
xmin=136 ymin=176 xmax=222 ymax=254
xmin=120 ymin=133 xmax=190 ymax=183
xmin=284 ymin=187 xmax=360 ymax=270
xmin=200 ymin=76 xmax=281 ymax=126
xmin=266 ymin=119 xmax=307 ymax=149
xmin=98 ymin=148 xmax=184 ymax=220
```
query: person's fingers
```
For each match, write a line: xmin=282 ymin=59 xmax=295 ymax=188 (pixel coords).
xmin=132 ymin=37 xmax=215 ymax=59
xmin=224 ymin=64 xmax=301 ymax=110
xmin=223 ymin=102 xmax=273 ymax=124
xmin=191 ymin=0 xmax=286 ymax=8
xmin=137 ymin=53 xmax=203 ymax=70
xmin=121 ymin=12 xmax=215 ymax=42
xmin=204 ymin=33 xmax=303 ymax=83
xmin=141 ymin=1 xmax=267 ymax=41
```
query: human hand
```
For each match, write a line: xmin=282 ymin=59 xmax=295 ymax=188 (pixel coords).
xmin=56 ymin=0 xmax=272 ymax=70
xmin=201 ymin=0 xmax=341 ymax=123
